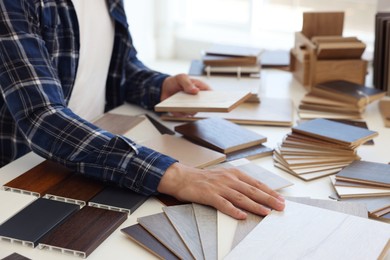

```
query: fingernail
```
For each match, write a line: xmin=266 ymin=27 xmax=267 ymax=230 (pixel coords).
xmin=277 ymin=195 xmax=285 ymax=202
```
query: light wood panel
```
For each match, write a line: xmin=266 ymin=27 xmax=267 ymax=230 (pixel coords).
xmin=193 ymin=203 xmax=217 ymax=260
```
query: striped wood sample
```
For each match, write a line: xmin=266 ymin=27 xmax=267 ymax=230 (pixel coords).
xmin=163 ymin=204 xmax=204 ymax=260
xmin=121 ymin=224 xmax=179 ymax=260
xmin=137 ymin=212 xmax=194 ymax=260
xmin=38 ymin=206 xmax=127 ymax=258
xmin=225 ymin=201 xmax=390 ymax=260
xmin=193 ymin=203 xmax=217 ymax=260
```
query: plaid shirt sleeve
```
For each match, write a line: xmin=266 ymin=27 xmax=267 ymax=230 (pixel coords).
xmin=0 ymin=0 xmax=177 ymax=195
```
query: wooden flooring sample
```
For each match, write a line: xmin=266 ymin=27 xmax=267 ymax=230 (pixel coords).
xmin=174 ymin=117 xmax=267 ymax=153
xmin=225 ymin=201 xmax=390 ymax=260
xmin=121 ymin=224 xmax=179 ymax=260
xmin=193 ymin=203 xmax=217 ymax=260
xmin=88 ymin=186 xmax=149 ymax=215
xmin=0 ymin=190 xmax=37 ymax=225
xmin=231 ymin=212 xmax=263 ymax=250
xmin=161 ymin=98 xmax=294 ymax=127
xmin=163 ymin=204 xmax=204 ymax=260
xmin=38 ymin=206 xmax=126 ymax=258
xmin=225 ymin=144 xmax=273 ymax=161
xmin=140 ymin=134 xmax=226 ymax=168
xmin=336 ymin=160 xmax=390 ymax=188
xmin=2 ymin=160 xmax=72 ymax=197
xmin=43 ymin=174 xmax=105 ymax=206
xmin=0 ymin=198 xmax=79 ymax=247
xmin=1 ymin=253 xmax=31 ymax=260
xmin=379 ymin=100 xmax=390 ymax=127
xmin=93 ymin=113 xmax=144 ymax=135
xmin=123 ymin=115 xmax=162 ymax=143
xmin=154 ymin=90 xmax=251 ymax=113
xmin=340 ymin=196 xmax=390 ymax=215
xmin=137 ymin=212 xmax=194 ymax=260
xmin=292 ymin=118 xmax=378 ymax=148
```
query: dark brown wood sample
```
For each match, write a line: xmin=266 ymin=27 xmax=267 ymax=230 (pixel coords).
xmin=39 ymin=206 xmax=127 ymax=258
xmin=93 ymin=113 xmax=144 ymax=135
xmin=121 ymin=224 xmax=179 ymax=260
xmin=137 ymin=212 xmax=194 ymax=260
xmin=89 ymin=186 xmax=149 ymax=214
xmin=174 ymin=117 xmax=266 ymax=153
xmin=44 ymin=174 xmax=105 ymax=206
xmin=3 ymin=160 xmax=72 ymax=197
xmin=1 ymin=253 xmax=31 ymax=260
xmin=0 ymin=198 xmax=79 ymax=247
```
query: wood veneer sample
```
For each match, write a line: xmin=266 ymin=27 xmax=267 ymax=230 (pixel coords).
xmin=140 ymin=134 xmax=226 ymax=168
xmin=121 ymin=224 xmax=179 ymax=260
xmin=231 ymin=212 xmax=263 ymax=250
xmin=0 ymin=198 xmax=79 ymax=247
xmin=154 ymin=194 xmax=186 ymax=207
xmin=225 ymin=201 xmax=390 ymax=260
xmin=137 ymin=212 xmax=194 ymax=260
xmin=154 ymin=90 xmax=251 ymax=113
xmin=192 ymin=203 xmax=217 ymax=260
xmin=1 ymin=253 xmax=31 ymax=260
xmin=340 ymin=196 xmax=390 ymax=215
xmin=88 ymin=186 xmax=148 ymax=215
xmin=163 ymin=204 xmax=204 ymax=260
xmin=302 ymin=12 xmax=344 ymax=39
xmin=292 ymin=118 xmax=378 ymax=148
xmin=93 ymin=113 xmax=144 ymax=135
xmin=330 ymin=176 xmax=390 ymax=198
xmin=336 ymin=160 xmax=390 ymax=188
xmin=2 ymin=160 xmax=72 ymax=197
xmin=174 ymin=117 xmax=267 ymax=153
xmin=0 ymin=190 xmax=37 ymax=225
xmin=225 ymin=144 xmax=273 ymax=161
xmin=161 ymin=98 xmax=294 ymax=127
xmin=38 ymin=206 xmax=126 ymax=258
xmin=379 ymin=100 xmax=390 ymax=127
xmin=43 ymin=174 xmax=105 ymax=206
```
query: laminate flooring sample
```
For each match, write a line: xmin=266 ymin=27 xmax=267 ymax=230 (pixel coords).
xmin=89 ymin=186 xmax=148 ymax=215
xmin=231 ymin=212 xmax=263 ymax=250
xmin=140 ymin=134 xmax=226 ymax=168
xmin=93 ymin=113 xmax=145 ymax=135
xmin=2 ymin=160 xmax=72 ymax=197
xmin=121 ymin=224 xmax=179 ymax=260
xmin=0 ymin=190 xmax=36 ymax=224
xmin=38 ymin=206 xmax=127 ymax=258
xmin=1 ymin=253 xmax=31 ymax=260
xmin=137 ymin=212 xmax=194 ymax=259
xmin=174 ymin=117 xmax=266 ymax=153
xmin=154 ymin=90 xmax=251 ymax=113
xmin=0 ymin=198 xmax=79 ymax=247
xmin=225 ymin=144 xmax=273 ymax=161
xmin=43 ymin=174 xmax=105 ymax=206
xmin=163 ymin=204 xmax=204 ymax=260
xmin=225 ymin=201 xmax=390 ymax=260
xmin=192 ymin=203 xmax=217 ymax=260
xmin=122 ymin=115 xmax=162 ymax=143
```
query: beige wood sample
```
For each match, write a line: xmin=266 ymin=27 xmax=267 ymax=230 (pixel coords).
xmin=140 ymin=134 xmax=226 ymax=168
xmin=123 ymin=115 xmax=162 ymax=143
xmin=302 ymin=12 xmax=344 ymax=39
xmin=231 ymin=212 xmax=263 ymax=250
xmin=161 ymin=98 xmax=294 ymax=126
xmin=379 ymin=100 xmax=390 ymax=127
xmin=163 ymin=205 xmax=204 ymax=260
xmin=316 ymin=41 xmax=366 ymax=60
xmin=93 ymin=113 xmax=144 ymax=135
xmin=154 ymin=90 xmax=252 ymax=113
xmin=225 ymin=201 xmax=390 ymax=260
xmin=192 ymin=203 xmax=217 ymax=260
xmin=137 ymin=212 xmax=194 ymax=260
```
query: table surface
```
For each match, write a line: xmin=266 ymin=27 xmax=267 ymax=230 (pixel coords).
xmin=0 ymin=65 xmax=389 ymax=260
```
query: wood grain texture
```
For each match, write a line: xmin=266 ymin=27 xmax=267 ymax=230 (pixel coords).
xmin=225 ymin=201 xmax=390 ymax=260
xmin=161 ymin=98 xmax=294 ymax=127
xmin=302 ymin=12 xmax=344 ymax=39
xmin=231 ymin=212 xmax=263 ymax=250
xmin=88 ymin=186 xmax=149 ymax=215
xmin=137 ymin=212 xmax=194 ymax=260
xmin=163 ymin=205 xmax=204 ymax=260
xmin=93 ymin=113 xmax=144 ymax=135
xmin=3 ymin=160 xmax=72 ymax=197
xmin=340 ymin=195 xmax=390 ymax=215
xmin=154 ymin=90 xmax=252 ymax=113
xmin=174 ymin=117 xmax=267 ymax=153
xmin=140 ymin=134 xmax=226 ymax=168
xmin=379 ymin=100 xmax=390 ymax=127
xmin=225 ymin=144 xmax=273 ymax=161
xmin=0 ymin=198 xmax=79 ymax=247
xmin=121 ymin=224 xmax=179 ymax=260
xmin=1 ymin=252 xmax=31 ymax=260
xmin=43 ymin=174 xmax=105 ymax=206
xmin=192 ymin=203 xmax=217 ymax=260
xmin=38 ymin=206 xmax=127 ymax=258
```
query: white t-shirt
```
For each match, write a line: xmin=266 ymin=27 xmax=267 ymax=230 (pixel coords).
xmin=68 ymin=0 xmax=115 ymax=121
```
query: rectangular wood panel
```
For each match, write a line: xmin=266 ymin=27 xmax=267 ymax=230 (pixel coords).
xmin=38 ymin=206 xmax=127 ymax=258
xmin=93 ymin=113 xmax=144 ymax=135
xmin=0 ymin=198 xmax=79 ymax=247
xmin=192 ymin=204 xmax=217 ymax=260
xmin=0 ymin=190 xmax=37 ymax=225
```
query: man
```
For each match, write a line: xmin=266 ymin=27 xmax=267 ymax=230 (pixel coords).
xmin=0 ymin=0 xmax=284 ymax=219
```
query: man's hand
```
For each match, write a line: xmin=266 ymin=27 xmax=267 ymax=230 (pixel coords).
xmin=157 ymin=162 xmax=285 ymax=220
xmin=161 ymin=73 xmax=210 ymax=101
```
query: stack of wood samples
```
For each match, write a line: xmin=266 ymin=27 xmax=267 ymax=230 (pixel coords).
xmin=374 ymin=12 xmax=390 ymax=95
xmin=379 ymin=99 xmax=390 ymax=127
xmin=273 ymin=118 xmax=378 ymax=180
xmin=298 ymin=80 xmax=386 ymax=119
xmin=332 ymin=160 xmax=390 ymax=219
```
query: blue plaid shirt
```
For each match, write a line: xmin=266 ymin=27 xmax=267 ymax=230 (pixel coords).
xmin=0 ymin=0 xmax=177 ymax=195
